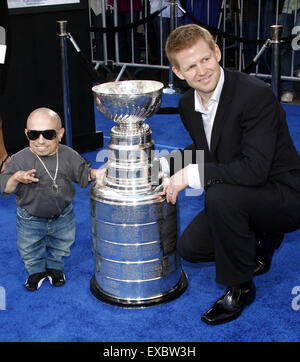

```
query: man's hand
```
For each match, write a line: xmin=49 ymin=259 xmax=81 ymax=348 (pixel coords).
xmin=162 ymin=167 xmax=189 ymax=204
xmin=4 ymin=169 xmax=39 ymax=194
xmin=90 ymin=168 xmax=106 ymax=184
xmin=15 ymin=169 xmax=39 ymax=184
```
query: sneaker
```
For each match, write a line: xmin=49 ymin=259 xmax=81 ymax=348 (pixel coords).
xmin=294 ymin=69 xmax=300 ymax=78
xmin=25 ymin=272 xmax=47 ymax=291
xmin=47 ymin=268 xmax=66 ymax=287
xmin=280 ymin=91 xmax=294 ymax=103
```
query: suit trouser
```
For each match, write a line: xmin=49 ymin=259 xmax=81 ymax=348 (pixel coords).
xmin=178 ymin=181 xmax=300 ymax=286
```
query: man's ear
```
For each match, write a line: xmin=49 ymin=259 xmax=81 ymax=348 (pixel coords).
xmin=215 ymin=44 xmax=222 ymax=63
xmin=57 ymin=128 xmax=65 ymax=142
xmin=172 ymin=65 xmax=185 ymax=80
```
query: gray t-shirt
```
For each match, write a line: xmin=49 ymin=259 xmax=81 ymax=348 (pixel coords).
xmin=0 ymin=145 xmax=91 ymax=218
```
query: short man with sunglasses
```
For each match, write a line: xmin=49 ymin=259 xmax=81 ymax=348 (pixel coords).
xmin=0 ymin=107 xmax=104 ymax=291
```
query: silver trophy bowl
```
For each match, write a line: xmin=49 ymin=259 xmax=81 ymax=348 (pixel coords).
xmin=90 ymin=80 xmax=188 ymax=308
xmin=93 ymin=80 xmax=163 ymax=126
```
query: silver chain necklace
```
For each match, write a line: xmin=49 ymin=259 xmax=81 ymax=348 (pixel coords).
xmin=35 ymin=151 xmax=59 ymax=193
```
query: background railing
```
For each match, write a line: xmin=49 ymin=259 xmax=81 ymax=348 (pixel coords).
xmin=88 ymin=0 xmax=300 ymax=94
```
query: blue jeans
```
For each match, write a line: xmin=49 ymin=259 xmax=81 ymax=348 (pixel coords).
xmin=16 ymin=204 xmax=76 ymax=275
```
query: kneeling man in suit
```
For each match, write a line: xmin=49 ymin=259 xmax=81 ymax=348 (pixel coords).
xmin=161 ymin=24 xmax=300 ymax=325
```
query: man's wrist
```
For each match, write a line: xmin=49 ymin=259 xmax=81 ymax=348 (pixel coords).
xmin=89 ymin=169 xmax=95 ymax=181
xmin=160 ymin=157 xmax=170 ymax=177
xmin=186 ymin=164 xmax=202 ymax=189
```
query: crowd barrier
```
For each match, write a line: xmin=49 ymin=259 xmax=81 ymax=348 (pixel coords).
xmin=87 ymin=0 xmax=300 ymax=90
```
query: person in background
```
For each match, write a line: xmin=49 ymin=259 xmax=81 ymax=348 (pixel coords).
xmin=0 ymin=108 xmax=105 ymax=292
xmin=280 ymin=0 xmax=300 ymax=103
xmin=150 ymin=0 xmax=184 ymax=64
xmin=0 ymin=0 xmax=10 ymax=173
xmin=0 ymin=116 xmax=9 ymax=173
xmin=90 ymin=0 xmax=105 ymax=60
xmin=109 ymin=0 xmax=142 ymax=64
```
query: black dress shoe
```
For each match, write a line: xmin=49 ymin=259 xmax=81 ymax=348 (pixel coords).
xmin=254 ymin=257 xmax=270 ymax=276
xmin=253 ymin=234 xmax=283 ymax=276
xmin=253 ymin=239 xmax=272 ymax=276
xmin=201 ymin=281 xmax=256 ymax=325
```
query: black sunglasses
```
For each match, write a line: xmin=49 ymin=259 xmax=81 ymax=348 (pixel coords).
xmin=27 ymin=129 xmax=58 ymax=141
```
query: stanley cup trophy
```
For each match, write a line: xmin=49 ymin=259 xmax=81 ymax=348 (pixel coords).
xmin=90 ymin=80 xmax=188 ymax=307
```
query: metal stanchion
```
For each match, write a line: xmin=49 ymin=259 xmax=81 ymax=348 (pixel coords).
xmin=243 ymin=38 xmax=272 ymax=74
xmin=163 ymin=0 xmax=180 ymax=94
xmin=270 ymin=24 xmax=282 ymax=100
xmin=57 ymin=20 xmax=72 ymax=147
xmin=245 ymin=24 xmax=282 ymax=100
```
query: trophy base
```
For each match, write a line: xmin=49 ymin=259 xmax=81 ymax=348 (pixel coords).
xmin=90 ymin=271 xmax=188 ymax=309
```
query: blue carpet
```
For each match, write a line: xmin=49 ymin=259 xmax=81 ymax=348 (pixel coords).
xmin=1 ymin=94 xmax=300 ymax=343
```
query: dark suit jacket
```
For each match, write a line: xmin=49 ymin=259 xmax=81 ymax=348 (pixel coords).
xmin=170 ymin=68 xmax=300 ymax=191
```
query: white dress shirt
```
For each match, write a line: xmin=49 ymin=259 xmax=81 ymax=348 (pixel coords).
xmin=161 ymin=67 xmax=224 ymax=189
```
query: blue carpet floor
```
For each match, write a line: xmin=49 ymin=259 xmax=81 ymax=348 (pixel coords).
xmin=0 ymin=94 xmax=300 ymax=344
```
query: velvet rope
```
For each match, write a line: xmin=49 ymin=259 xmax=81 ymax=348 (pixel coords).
xmin=89 ymin=7 xmax=294 ymax=45
xmin=86 ymin=7 xmax=292 ymax=115
xmin=90 ymin=10 xmax=161 ymax=34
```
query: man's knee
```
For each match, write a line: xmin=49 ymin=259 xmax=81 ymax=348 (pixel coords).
xmin=177 ymin=236 xmax=195 ymax=262
xmin=177 ymin=233 xmax=215 ymax=263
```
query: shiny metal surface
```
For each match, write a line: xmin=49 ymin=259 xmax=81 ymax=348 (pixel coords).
xmin=92 ymin=80 xmax=163 ymax=130
xmin=90 ymin=80 xmax=188 ymax=307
